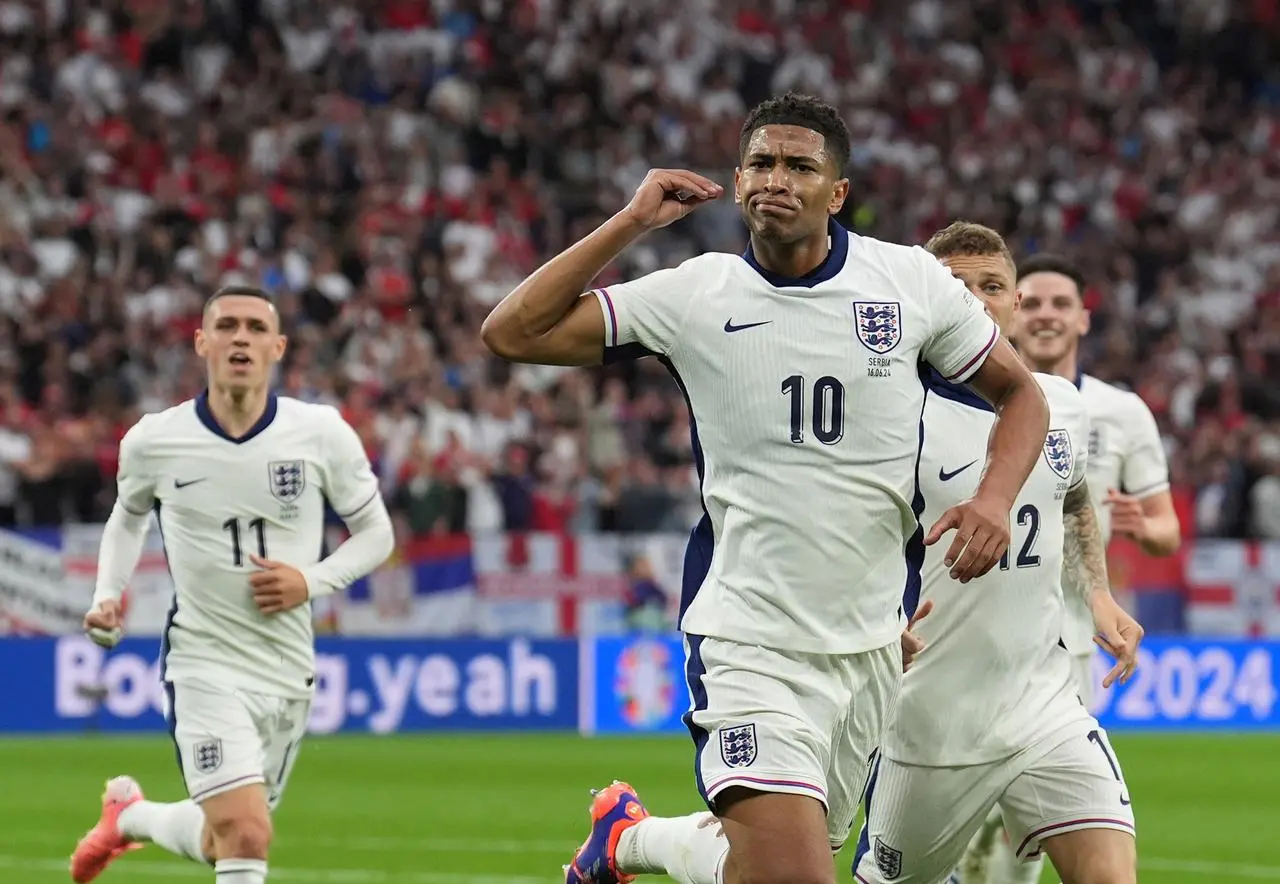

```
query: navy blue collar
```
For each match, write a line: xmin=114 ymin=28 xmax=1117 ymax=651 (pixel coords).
xmin=195 ymin=390 xmax=278 ymax=443
xmin=925 ymin=367 xmax=994 ymax=414
xmin=741 ymin=217 xmax=849 ymax=288
xmin=1073 ymin=367 xmax=1084 ymax=390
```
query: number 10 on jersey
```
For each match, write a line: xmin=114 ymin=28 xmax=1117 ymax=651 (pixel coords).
xmin=223 ymin=517 xmax=268 ymax=566
xmin=782 ymin=375 xmax=846 ymax=445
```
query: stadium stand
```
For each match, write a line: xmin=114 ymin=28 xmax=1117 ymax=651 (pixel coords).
xmin=0 ymin=0 xmax=1276 ymax=540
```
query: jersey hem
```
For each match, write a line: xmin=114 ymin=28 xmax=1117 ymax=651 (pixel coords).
xmin=678 ymin=623 xmax=904 ymax=657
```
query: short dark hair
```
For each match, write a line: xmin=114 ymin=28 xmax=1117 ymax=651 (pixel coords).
xmin=204 ymin=284 xmax=276 ymax=315
xmin=739 ymin=92 xmax=851 ymax=174
xmin=1016 ymin=253 xmax=1085 ymax=296
xmin=924 ymin=221 xmax=1016 ymax=273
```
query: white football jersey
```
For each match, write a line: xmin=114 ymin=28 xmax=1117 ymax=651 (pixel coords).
xmin=1059 ymin=372 xmax=1171 ymax=654
xmin=881 ymin=372 xmax=1091 ymax=766
xmin=594 ymin=221 xmax=999 ymax=654
xmin=115 ymin=394 xmax=381 ymax=698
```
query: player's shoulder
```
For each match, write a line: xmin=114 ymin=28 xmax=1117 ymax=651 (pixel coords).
xmin=844 ymin=233 xmax=931 ymax=271
xmin=274 ymin=395 xmax=350 ymax=430
xmin=1034 ymin=372 xmax=1088 ymax=428
xmin=1080 ymin=373 xmax=1152 ymax=415
xmin=1033 ymin=371 xmax=1083 ymax=405
xmin=121 ymin=400 xmax=197 ymax=445
xmin=273 ymin=396 xmax=361 ymax=449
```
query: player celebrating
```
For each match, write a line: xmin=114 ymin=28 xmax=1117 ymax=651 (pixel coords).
xmin=1013 ymin=253 xmax=1180 ymax=703
xmin=958 ymin=254 xmax=1182 ymax=884
xmin=70 ymin=286 xmax=395 ymax=884
xmin=852 ymin=222 xmax=1144 ymax=884
xmin=481 ymin=93 xmax=1051 ymax=884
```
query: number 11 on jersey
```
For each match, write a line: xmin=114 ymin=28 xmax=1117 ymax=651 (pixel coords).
xmin=223 ymin=517 xmax=268 ymax=566
xmin=782 ymin=375 xmax=846 ymax=445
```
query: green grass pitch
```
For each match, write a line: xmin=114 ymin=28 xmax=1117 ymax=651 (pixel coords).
xmin=3 ymin=733 xmax=1276 ymax=882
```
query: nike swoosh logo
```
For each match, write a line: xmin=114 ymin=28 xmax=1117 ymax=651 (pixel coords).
xmin=938 ymin=460 xmax=978 ymax=482
xmin=174 ymin=478 xmax=207 ymax=489
xmin=1120 ymin=793 xmax=1131 ymax=806
xmin=724 ymin=319 xmax=772 ymax=333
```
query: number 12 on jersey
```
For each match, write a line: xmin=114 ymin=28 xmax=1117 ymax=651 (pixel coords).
xmin=782 ymin=375 xmax=846 ymax=445
xmin=223 ymin=517 xmax=268 ymax=566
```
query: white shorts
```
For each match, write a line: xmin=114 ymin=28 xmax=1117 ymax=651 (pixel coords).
xmin=852 ymin=723 xmax=1135 ymax=883
xmin=683 ymin=634 xmax=901 ymax=851
xmin=165 ymin=679 xmax=310 ymax=810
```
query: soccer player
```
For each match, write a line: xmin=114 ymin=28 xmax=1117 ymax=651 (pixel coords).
xmin=959 ymin=254 xmax=1183 ymax=884
xmin=851 ymin=222 xmax=1144 ymax=884
xmin=481 ymin=93 xmax=1051 ymax=884
xmin=69 ymin=286 xmax=395 ymax=884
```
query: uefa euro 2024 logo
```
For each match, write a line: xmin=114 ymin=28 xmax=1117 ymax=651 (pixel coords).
xmin=614 ymin=640 xmax=676 ymax=729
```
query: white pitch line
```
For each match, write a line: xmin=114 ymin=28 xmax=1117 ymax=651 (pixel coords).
xmin=8 ymin=829 xmax=573 ymax=854
xmin=1140 ymin=857 xmax=1280 ymax=880
xmin=0 ymin=854 xmax=554 ymax=884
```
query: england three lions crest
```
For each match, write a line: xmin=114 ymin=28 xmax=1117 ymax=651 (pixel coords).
xmin=269 ymin=460 xmax=306 ymax=502
xmin=719 ymin=723 xmax=757 ymax=769
xmin=854 ymin=302 xmax=902 ymax=354
xmin=1043 ymin=429 xmax=1073 ymax=480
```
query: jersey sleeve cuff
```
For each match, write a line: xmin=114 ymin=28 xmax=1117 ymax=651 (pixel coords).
xmin=944 ymin=325 xmax=999 ymax=383
xmin=592 ymin=288 xmax=618 ymax=348
xmin=1123 ymin=480 xmax=1170 ymax=498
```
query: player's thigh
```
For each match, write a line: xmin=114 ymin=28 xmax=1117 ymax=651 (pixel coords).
xmin=716 ymin=787 xmax=836 ymax=884
xmin=852 ymin=755 xmax=1003 ymax=884
xmin=1041 ymin=827 xmax=1136 ymax=884
xmin=998 ymin=724 xmax=1135 ymax=865
xmin=683 ymin=635 xmax=841 ymax=809
xmin=261 ymin=696 xmax=311 ymax=813
xmin=167 ymin=679 xmax=270 ymax=804
xmin=826 ymin=641 xmax=902 ymax=851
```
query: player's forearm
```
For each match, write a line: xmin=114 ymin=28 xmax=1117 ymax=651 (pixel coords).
xmin=974 ymin=376 xmax=1049 ymax=509
xmin=481 ymin=212 xmax=645 ymax=348
xmin=300 ymin=497 xmax=395 ymax=599
xmin=1063 ymin=482 xmax=1110 ymax=603
xmin=91 ymin=501 xmax=153 ymax=607
xmin=1138 ymin=513 xmax=1181 ymax=556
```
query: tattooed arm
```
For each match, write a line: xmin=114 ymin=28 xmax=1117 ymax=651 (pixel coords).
xmin=1063 ymin=478 xmax=1144 ymax=686
xmin=1062 ymin=479 xmax=1109 ymax=604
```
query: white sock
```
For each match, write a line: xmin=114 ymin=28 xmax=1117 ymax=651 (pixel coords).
xmin=616 ymin=814 xmax=729 ymax=884
xmin=214 ymin=857 xmax=268 ymax=882
xmin=118 ymin=800 xmax=207 ymax=863
xmin=1007 ymin=854 xmax=1045 ymax=884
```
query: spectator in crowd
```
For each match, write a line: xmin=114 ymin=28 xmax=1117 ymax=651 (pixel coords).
xmin=0 ymin=0 xmax=1275 ymax=539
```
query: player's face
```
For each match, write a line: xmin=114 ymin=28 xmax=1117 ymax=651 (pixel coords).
xmin=940 ymin=253 xmax=1019 ymax=334
xmin=195 ymin=296 xmax=287 ymax=392
xmin=1012 ymin=271 xmax=1089 ymax=367
xmin=735 ymin=125 xmax=848 ymax=243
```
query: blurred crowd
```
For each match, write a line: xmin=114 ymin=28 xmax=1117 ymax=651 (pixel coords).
xmin=0 ymin=0 xmax=1276 ymax=539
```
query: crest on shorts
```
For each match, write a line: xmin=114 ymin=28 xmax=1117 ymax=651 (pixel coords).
xmin=875 ymin=837 xmax=903 ymax=879
xmin=1043 ymin=429 xmax=1073 ymax=480
xmin=854 ymin=302 xmax=902 ymax=354
xmin=193 ymin=738 xmax=223 ymax=774
xmin=269 ymin=460 xmax=305 ymax=502
xmin=719 ymin=724 xmax=757 ymax=769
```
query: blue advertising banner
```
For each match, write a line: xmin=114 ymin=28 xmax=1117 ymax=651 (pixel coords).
xmin=1090 ymin=637 xmax=1280 ymax=730
xmin=0 ymin=636 xmax=579 ymax=733
xmin=584 ymin=635 xmax=1280 ymax=734
xmin=586 ymin=635 xmax=689 ymax=735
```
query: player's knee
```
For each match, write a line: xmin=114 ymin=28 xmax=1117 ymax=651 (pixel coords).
xmin=201 ymin=824 xmax=217 ymax=864
xmin=208 ymin=815 xmax=273 ymax=860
